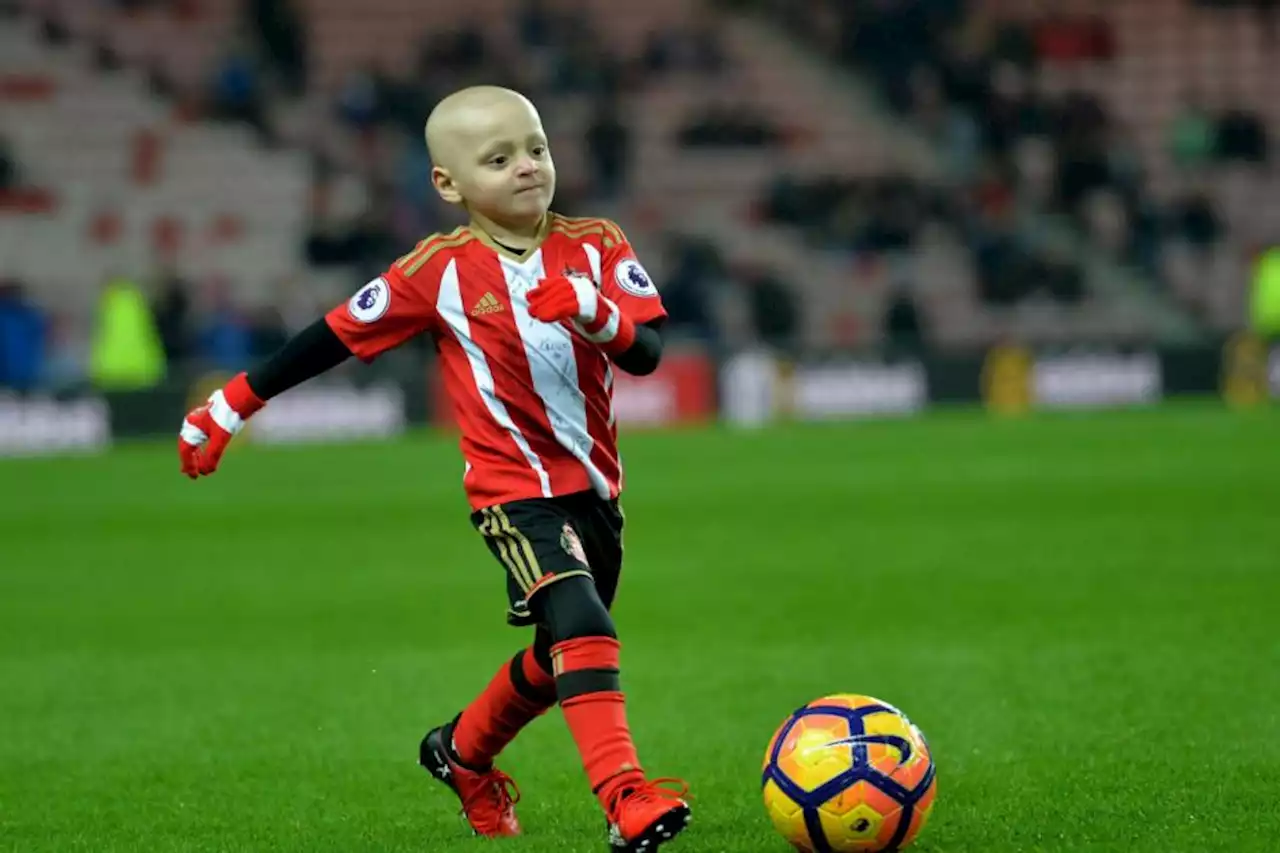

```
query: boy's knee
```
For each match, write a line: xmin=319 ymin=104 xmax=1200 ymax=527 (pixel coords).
xmin=536 ymin=576 xmax=617 ymax=642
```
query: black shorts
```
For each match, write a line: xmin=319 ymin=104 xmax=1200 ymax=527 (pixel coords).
xmin=471 ymin=491 xmax=625 ymax=626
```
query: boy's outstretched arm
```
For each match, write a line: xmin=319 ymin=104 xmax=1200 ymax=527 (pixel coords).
xmin=180 ymin=258 xmax=440 ymax=478
xmin=177 ymin=317 xmax=353 ymax=478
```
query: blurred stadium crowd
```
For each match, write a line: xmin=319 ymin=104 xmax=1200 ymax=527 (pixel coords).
xmin=2 ymin=0 xmax=1279 ymax=394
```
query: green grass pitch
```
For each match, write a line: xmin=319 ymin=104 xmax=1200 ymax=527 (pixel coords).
xmin=1 ymin=403 xmax=1277 ymax=852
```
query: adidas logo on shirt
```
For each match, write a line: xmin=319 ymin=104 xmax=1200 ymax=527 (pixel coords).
xmin=470 ymin=292 xmax=505 ymax=317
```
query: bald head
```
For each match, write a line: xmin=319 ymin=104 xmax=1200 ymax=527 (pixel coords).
xmin=425 ymin=86 xmax=542 ymax=171
xmin=423 ymin=85 xmax=555 ymax=225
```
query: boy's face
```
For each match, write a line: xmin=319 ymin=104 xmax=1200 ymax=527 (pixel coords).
xmin=432 ymin=96 xmax=556 ymax=226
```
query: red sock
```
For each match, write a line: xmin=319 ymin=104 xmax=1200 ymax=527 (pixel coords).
xmin=552 ymin=637 xmax=645 ymax=811
xmin=452 ymin=647 xmax=557 ymax=768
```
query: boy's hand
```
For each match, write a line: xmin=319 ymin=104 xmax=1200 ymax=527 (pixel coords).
xmin=178 ymin=372 xmax=265 ymax=478
xmin=528 ymin=273 xmax=634 ymax=350
xmin=527 ymin=273 xmax=603 ymax=324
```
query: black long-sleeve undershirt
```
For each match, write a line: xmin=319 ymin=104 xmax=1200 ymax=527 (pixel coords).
xmin=245 ymin=318 xmax=351 ymax=400
xmin=613 ymin=320 xmax=663 ymax=376
xmin=245 ymin=317 xmax=664 ymax=401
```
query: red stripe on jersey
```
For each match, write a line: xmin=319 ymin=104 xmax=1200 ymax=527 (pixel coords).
xmin=433 ymin=331 xmax=549 ymax=509
xmin=576 ymin=336 xmax=621 ymax=497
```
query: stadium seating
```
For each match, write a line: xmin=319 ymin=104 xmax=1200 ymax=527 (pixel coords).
xmin=5 ymin=0 xmax=1274 ymax=351
xmin=978 ymin=0 xmax=1279 ymax=331
xmin=1 ymin=8 xmax=312 ymax=321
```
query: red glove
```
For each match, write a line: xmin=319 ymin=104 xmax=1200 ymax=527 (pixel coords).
xmin=527 ymin=272 xmax=636 ymax=354
xmin=178 ymin=372 xmax=265 ymax=479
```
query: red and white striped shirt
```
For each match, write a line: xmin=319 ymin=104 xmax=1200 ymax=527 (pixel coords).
xmin=325 ymin=214 xmax=668 ymax=511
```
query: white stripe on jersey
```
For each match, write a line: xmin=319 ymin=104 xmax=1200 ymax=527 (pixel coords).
xmin=605 ymin=365 xmax=616 ymax=427
xmin=583 ymin=242 xmax=602 ymax=284
xmin=436 ymin=258 xmax=552 ymax=497
xmin=506 ymin=251 xmax=611 ymax=498
xmin=583 ymin=244 xmax=613 ymax=426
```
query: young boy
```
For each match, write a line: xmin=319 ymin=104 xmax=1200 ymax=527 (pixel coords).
xmin=177 ymin=86 xmax=690 ymax=850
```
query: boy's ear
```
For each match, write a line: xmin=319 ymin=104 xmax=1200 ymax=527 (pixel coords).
xmin=432 ymin=166 xmax=462 ymax=205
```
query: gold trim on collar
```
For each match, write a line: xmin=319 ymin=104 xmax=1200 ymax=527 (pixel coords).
xmin=470 ymin=214 xmax=553 ymax=262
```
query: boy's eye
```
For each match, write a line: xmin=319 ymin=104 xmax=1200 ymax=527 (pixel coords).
xmin=489 ymin=156 xmax=507 ymax=166
xmin=532 ymin=146 xmax=547 ymax=156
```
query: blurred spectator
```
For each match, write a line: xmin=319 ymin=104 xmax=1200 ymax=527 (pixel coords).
xmin=988 ymin=16 xmax=1037 ymax=71
xmin=763 ymin=174 xmax=820 ymax=233
xmin=1105 ymin=124 xmax=1146 ymax=200
xmin=1251 ymin=243 xmax=1280 ymax=338
xmin=196 ymin=278 xmax=253 ymax=373
xmin=677 ymin=102 xmax=780 ymax=148
xmin=972 ymin=206 xmax=1032 ymax=306
xmin=937 ymin=20 xmax=991 ymax=114
xmin=1166 ymin=93 xmax=1216 ymax=171
xmin=1215 ymin=102 xmax=1269 ymax=164
xmin=585 ymin=98 xmax=632 ymax=201
xmin=552 ymin=41 xmax=623 ymax=97
xmin=842 ymin=0 xmax=936 ymax=113
xmin=387 ymin=129 xmax=439 ymax=234
xmin=1040 ymin=245 xmax=1087 ymax=304
xmin=1258 ymin=0 xmax=1280 ymax=43
xmin=1055 ymin=137 xmax=1113 ymax=218
xmin=88 ymin=274 xmax=167 ymax=391
xmin=742 ymin=267 xmax=799 ymax=351
xmin=1055 ymin=89 xmax=1109 ymax=153
xmin=980 ymin=61 xmax=1052 ymax=157
xmin=1011 ymin=135 xmax=1057 ymax=208
xmin=642 ymin=13 xmax=728 ymax=76
xmin=1126 ymin=195 xmax=1167 ymax=277
xmin=517 ymin=0 xmax=555 ymax=49
xmin=1170 ymin=186 xmax=1223 ymax=252
xmin=909 ymin=67 xmax=980 ymax=182
xmin=1080 ymin=189 xmax=1132 ymax=259
xmin=89 ymin=31 xmax=124 ymax=73
xmin=336 ymin=63 xmax=386 ymax=132
xmin=418 ymin=19 xmax=488 ymax=77
xmin=37 ymin=4 xmax=70 ymax=46
xmin=151 ymin=264 xmax=193 ymax=365
xmin=208 ymin=34 xmax=271 ymax=141
xmin=247 ymin=0 xmax=308 ymax=96
xmin=42 ymin=313 xmax=89 ymax=394
xmin=305 ymin=176 xmax=399 ymax=277
xmin=0 ymin=135 xmax=16 ymax=191
xmin=882 ymin=284 xmax=926 ymax=354
xmin=0 ymin=280 xmax=47 ymax=393
xmin=861 ymin=176 xmax=922 ymax=253
xmin=659 ymin=234 xmax=724 ymax=343
xmin=765 ymin=172 xmax=962 ymax=261
xmin=249 ymin=305 xmax=290 ymax=359
xmin=969 ymin=158 xmax=1015 ymax=221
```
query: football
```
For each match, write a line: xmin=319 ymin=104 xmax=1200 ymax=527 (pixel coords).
xmin=761 ymin=694 xmax=937 ymax=852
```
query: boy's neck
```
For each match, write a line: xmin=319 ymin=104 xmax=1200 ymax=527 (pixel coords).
xmin=469 ymin=211 xmax=549 ymax=250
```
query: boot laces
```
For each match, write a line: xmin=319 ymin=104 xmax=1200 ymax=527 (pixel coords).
xmin=461 ymin=769 xmax=520 ymax=827
xmin=607 ymin=776 xmax=689 ymax=817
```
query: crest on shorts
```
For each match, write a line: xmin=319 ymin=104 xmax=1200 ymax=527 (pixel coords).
xmin=560 ymin=523 xmax=588 ymax=565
